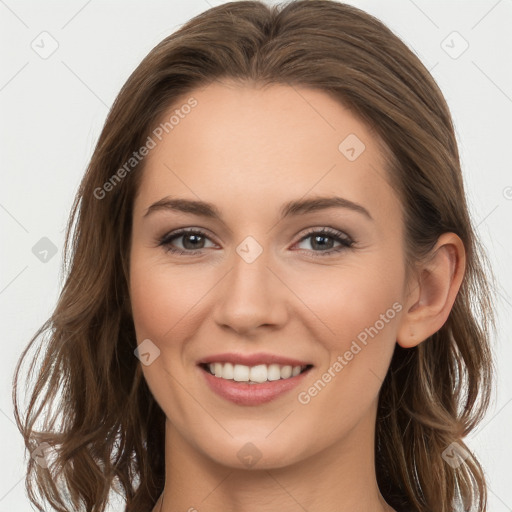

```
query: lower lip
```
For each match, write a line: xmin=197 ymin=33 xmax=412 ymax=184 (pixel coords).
xmin=199 ymin=365 xmax=312 ymax=406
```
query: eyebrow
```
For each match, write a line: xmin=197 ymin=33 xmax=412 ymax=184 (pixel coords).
xmin=143 ymin=195 xmax=373 ymax=221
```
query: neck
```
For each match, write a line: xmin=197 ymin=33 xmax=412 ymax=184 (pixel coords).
xmin=154 ymin=408 xmax=395 ymax=512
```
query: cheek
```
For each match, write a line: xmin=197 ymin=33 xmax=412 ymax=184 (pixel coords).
xmin=292 ymin=283 xmax=400 ymax=441
xmin=129 ymin=257 xmax=202 ymax=418
xmin=289 ymin=258 xmax=402 ymax=349
xmin=288 ymin=255 xmax=402 ymax=412
xmin=129 ymin=255 xmax=210 ymax=342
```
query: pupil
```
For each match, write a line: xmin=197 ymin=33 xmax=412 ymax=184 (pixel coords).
xmin=180 ymin=233 xmax=334 ymax=251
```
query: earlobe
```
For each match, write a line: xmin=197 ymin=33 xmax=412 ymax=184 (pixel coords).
xmin=396 ymin=233 xmax=466 ymax=349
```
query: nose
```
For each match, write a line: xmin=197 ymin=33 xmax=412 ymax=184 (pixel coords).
xmin=212 ymin=246 xmax=289 ymax=336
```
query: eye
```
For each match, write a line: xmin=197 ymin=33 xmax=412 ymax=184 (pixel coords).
xmin=157 ymin=226 xmax=355 ymax=257
xmin=158 ymin=228 xmax=216 ymax=255
xmin=293 ymin=227 xmax=355 ymax=257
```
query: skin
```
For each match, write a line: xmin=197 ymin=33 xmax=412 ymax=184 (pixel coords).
xmin=128 ymin=80 xmax=466 ymax=512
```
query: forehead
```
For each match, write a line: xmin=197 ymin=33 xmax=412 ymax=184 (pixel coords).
xmin=134 ymin=81 xmax=399 ymax=226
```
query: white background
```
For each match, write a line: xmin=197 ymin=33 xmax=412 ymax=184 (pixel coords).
xmin=1 ymin=0 xmax=511 ymax=510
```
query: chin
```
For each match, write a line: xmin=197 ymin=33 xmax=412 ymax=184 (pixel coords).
xmin=195 ymin=430 xmax=310 ymax=471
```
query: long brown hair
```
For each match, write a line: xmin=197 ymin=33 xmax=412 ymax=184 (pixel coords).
xmin=13 ymin=1 xmax=496 ymax=511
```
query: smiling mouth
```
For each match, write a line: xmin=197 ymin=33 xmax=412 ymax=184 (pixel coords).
xmin=199 ymin=362 xmax=313 ymax=384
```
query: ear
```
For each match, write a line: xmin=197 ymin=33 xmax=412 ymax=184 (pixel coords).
xmin=396 ymin=232 xmax=466 ymax=348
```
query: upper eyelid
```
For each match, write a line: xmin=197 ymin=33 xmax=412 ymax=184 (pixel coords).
xmin=160 ymin=227 xmax=216 ymax=244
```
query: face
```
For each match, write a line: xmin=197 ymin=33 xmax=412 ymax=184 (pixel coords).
xmin=129 ymin=81 xmax=409 ymax=469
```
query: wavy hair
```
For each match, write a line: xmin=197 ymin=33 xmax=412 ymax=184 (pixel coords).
xmin=13 ymin=1 xmax=496 ymax=511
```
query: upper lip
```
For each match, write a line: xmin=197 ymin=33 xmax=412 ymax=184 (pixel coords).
xmin=197 ymin=352 xmax=313 ymax=367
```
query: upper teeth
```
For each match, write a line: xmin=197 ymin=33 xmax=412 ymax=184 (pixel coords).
xmin=208 ymin=362 xmax=305 ymax=383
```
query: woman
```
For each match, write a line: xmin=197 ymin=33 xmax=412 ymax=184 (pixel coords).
xmin=13 ymin=1 xmax=496 ymax=511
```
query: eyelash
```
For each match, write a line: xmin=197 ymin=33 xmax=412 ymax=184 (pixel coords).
xmin=157 ymin=227 xmax=355 ymax=258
